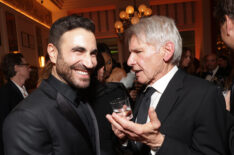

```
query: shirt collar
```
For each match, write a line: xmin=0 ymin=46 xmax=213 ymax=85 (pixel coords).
xmin=212 ymin=66 xmax=219 ymax=75
xmin=11 ymin=80 xmax=28 ymax=98
xmin=47 ymin=75 xmax=77 ymax=103
xmin=150 ymin=66 xmax=178 ymax=94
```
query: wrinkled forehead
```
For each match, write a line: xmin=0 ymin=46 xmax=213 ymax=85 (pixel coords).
xmin=129 ymin=33 xmax=159 ymax=51
xmin=129 ymin=33 xmax=148 ymax=47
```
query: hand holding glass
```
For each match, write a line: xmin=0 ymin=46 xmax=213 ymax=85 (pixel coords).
xmin=110 ymin=97 xmax=133 ymax=119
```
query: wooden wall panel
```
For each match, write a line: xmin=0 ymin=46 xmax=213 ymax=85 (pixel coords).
xmin=91 ymin=12 xmax=99 ymax=33
xmin=159 ymin=5 xmax=167 ymax=16
xmin=82 ymin=12 xmax=90 ymax=19
xmin=2 ymin=0 xmax=52 ymax=25
xmin=68 ymin=1 xmax=196 ymax=38
xmin=176 ymin=3 xmax=184 ymax=26
xmin=185 ymin=2 xmax=193 ymax=25
xmin=150 ymin=2 xmax=195 ymax=29
xmin=168 ymin=4 xmax=176 ymax=20
xmin=107 ymin=10 xmax=115 ymax=33
xmin=152 ymin=5 xmax=158 ymax=15
xmin=99 ymin=11 xmax=107 ymax=32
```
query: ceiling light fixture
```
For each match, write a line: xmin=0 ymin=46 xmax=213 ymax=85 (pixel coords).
xmin=114 ymin=0 xmax=152 ymax=36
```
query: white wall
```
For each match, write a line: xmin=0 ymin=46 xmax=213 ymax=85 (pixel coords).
xmin=0 ymin=3 xmax=49 ymax=67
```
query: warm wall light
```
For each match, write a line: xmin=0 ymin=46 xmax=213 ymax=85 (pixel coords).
xmin=39 ymin=56 xmax=45 ymax=68
xmin=12 ymin=51 xmax=20 ymax=54
xmin=0 ymin=0 xmax=50 ymax=28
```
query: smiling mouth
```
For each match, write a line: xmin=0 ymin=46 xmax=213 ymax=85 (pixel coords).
xmin=75 ymin=70 xmax=89 ymax=75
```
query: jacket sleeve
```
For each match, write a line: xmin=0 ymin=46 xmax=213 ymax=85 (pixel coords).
xmin=3 ymin=109 xmax=51 ymax=155
xmin=157 ymin=86 xmax=229 ymax=155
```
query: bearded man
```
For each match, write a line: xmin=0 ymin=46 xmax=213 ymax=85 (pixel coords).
xmin=3 ymin=15 xmax=100 ymax=155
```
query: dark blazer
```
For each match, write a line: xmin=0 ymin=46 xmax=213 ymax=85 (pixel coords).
xmin=89 ymin=80 xmax=131 ymax=155
xmin=0 ymin=80 xmax=24 ymax=154
xmin=133 ymin=69 xmax=228 ymax=155
xmin=3 ymin=78 xmax=100 ymax=155
xmin=0 ymin=80 xmax=24 ymax=121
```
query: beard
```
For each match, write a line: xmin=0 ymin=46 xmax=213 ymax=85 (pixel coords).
xmin=56 ymin=53 xmax=92 ymax=89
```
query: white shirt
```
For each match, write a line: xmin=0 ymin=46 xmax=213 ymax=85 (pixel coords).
xmin=123 ymin=66 xmax=179 ymax=152
xmin=145 ymin=66 xmax=178 ymax=155
xmin=146 ymin=66 xmax=178 ymax=122
xmin=120 ymin=70 xmax=135 ymax=89
xmin=11 ymin=80 xmax=29 ymax=98
xmin=205 ymin=66 xmax=219 ymax=81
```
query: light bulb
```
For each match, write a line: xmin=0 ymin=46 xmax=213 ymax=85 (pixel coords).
xmin=138 ymin=4 xmax=147 ymax=13
xmin=131 ymin=16 xmax=139 ymax=24
xmin=114 ymin=21 xmax=123 ymax=29
xmin=119 ymin=11 xmax=128 ymax=19
xmin=126 ymin=5 xmax=134 ymax=14
xmin=144 ymin=8 xmax=152 ymax=16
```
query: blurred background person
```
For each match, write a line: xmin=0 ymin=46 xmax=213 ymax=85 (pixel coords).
xmin=199 ymin=53 xmax=227 ymax=91
xmin=179 ymin=47 xmax=196 ymax=75
xmin=0 ymin=53 xmax=31 ymax=154
xmin=0 ymin=68 xmax=5 ymax=87
xmin=87 ymin=49 xmax=131 ymax=155
xmin=97 ymin=43 xmax=126 ymax=83
xmin=218 ymin=55 xmax=232 ymax=78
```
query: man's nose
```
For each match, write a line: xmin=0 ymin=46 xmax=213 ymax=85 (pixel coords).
xmin=83 ymin=54 xmax=96 ymax=69
xmin=127 ymin=53 xmax=135 ymax=66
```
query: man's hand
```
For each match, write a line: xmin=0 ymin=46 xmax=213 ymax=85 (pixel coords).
xmin=106 ymin=113 xmax=127 ymax=142
xmin=106 ymin=107 xmax=165 ymax=149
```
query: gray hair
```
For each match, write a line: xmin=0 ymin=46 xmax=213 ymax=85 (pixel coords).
xmin=125 ymin=15 xmax=182 ymax=65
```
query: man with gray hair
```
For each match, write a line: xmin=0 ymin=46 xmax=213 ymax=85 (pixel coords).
xmin=106 ymin=15 xmax=228 ymax=155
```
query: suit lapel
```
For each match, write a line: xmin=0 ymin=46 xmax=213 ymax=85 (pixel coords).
xmin=56 ymin=93 xmax=97 ymax=154
xmin=156 ymin=70 xmax=184 ymax=123
xmin=86 ymin=103 xmax=100 ymax=155
xmin=40 ymin=80 xmax=99 ymax=154
xmin=9 ymin=80 xmax=24 ymax=100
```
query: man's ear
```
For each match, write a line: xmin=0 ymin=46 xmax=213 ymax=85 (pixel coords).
xmin=162 ymin=42 xmax=175 ymax=62
xmin=47 ymin=43 xmax=58 ymax=64
xmin=14 ymin=65 xmax=19 ymax=73
xmin=225 ymin=15 xmax=234 ymax=36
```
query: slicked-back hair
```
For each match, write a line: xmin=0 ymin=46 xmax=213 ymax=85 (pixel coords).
xmin=49 ymin=14 xmax=95 ymax=51
xmin=1 ymin=53 xmax=23 ymax=79
xmin=125 ymin=15 xmax=182 ymax=65
xmin=214 ymin=0 xmax=234 ymax=24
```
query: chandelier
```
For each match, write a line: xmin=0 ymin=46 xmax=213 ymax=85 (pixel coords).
xmin=114 ymin=0 xmax=152 ymax=35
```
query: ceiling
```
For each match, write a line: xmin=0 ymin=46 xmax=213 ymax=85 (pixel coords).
xmin=62 ymin=0 xmax=117 ymax=10
xmin=38 ymin=0 xmax=118 ymax=13
xmin=38 ymin=0 xmax=149 ymax=16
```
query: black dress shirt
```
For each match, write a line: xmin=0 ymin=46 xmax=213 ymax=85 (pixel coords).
xmin=47 ymin=75 xmax=98 ymax=153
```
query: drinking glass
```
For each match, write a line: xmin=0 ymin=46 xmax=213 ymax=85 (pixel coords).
xmin=110 ymin=97 xmax=133 ymax=120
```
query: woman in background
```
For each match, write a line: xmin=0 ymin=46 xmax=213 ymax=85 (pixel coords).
xmin=179 ymin=47 xmax=196 ymax=75
xmin=87 ymin=50 xmax=131 ymax=155
xmin=97 ymin=43 xmax=126 ymax=83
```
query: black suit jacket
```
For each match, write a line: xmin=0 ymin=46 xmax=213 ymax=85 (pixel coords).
xmin=0 ymin=80 xmax=24 ymax=154
xmin=0 ymin=80 xmax=24 ymax=121
xmin=133 ymin=69 xmax=228 ymax=155
xmin=3 ymin=78 xmax=100 ymax=155
xmin=89 ymin=80 xmax=131 ymax=155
